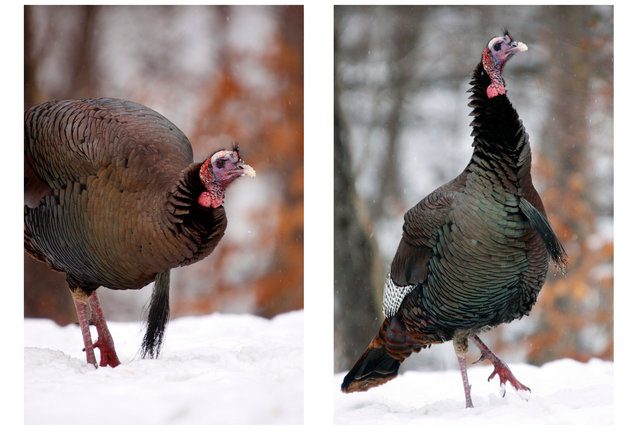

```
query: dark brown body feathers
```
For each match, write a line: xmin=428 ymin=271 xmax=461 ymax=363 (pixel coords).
xmin=24 ymin=98 xmax=226 ymax=292
xmin=24 ymin=98 xmax=231 ymax=361
xmin=342 ymin=60 xmax=566 ymax=393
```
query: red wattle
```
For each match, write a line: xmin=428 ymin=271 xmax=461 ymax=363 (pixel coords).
xmin=198 ymin=191 xmax=223 ymax=208
xmin=198 ymin=192 xmax=213 ymax=207
xmin=486 ymin=83 xmax=505 ymax=98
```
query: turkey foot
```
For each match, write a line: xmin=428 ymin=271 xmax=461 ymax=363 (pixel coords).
xmin=471 ymin=335 xmax=530 ymax=395
xmin=72 ymin=289 xmax=120 ymax=367
xmin=88 ymin=292 xmax=121 ymax=367
xmin=90 ymin=339 xmax=120 ymax=367
xmin=81 ymin=337 xmax=120 ymax=367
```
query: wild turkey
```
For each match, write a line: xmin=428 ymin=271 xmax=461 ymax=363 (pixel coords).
xmin=24 ymin=98 xmax=255 ymax=367
xmin=341 ymin=31 xmax=567 ymax=408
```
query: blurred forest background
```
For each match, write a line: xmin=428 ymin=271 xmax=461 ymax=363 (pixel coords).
xmin=24 ymin=5 xmax=303 ymax=324
xmin=335 ymin=5 xmax=613 ymax=372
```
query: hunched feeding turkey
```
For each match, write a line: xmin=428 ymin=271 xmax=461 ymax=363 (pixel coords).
xmin=341 ymin=31 xmax=567 ymax=408
xmin=24 ymin=98 xmax=255 ymax=367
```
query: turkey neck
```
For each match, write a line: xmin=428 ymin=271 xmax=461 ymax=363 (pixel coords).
xmin=466 ymin=62 xmax=533 ymax=193
xmin=164 ymin=161 xmax=228 ymax=266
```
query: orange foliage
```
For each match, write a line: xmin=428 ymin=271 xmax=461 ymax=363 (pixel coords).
xmin=184 ymin=8 xmax=303 ymax=318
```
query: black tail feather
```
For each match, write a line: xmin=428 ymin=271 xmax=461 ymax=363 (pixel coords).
xmin=141 ymin=269 xmax=171 ymax=358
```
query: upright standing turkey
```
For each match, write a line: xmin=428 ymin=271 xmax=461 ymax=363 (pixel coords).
xmin=24 ymin=98 xmax=255 ymax=367
xmin=341 ymin=31 xmax=567 ymax=408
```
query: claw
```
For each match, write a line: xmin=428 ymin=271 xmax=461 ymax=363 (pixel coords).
xmin=91 ymin=338 xmax=120 ymax=368
xmin=472 ymin=335 xmax=531 ymax=394
xmin=487 ymin=362 xmax=531 ymax=393
xmin=473 ymin=352 xmax=488 ymax=364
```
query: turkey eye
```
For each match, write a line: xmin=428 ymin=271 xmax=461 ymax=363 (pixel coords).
xmin=493 ymin=42 xmax=502 ymax=51
xmin=215 ymin=159 xmax=225 ymax=169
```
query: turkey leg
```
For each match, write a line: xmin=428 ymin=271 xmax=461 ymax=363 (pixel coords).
xmin=71 ymin=289 xmax=98 ymax=367
xmin=456 ymin=355 xmax=474 ymax=408
xmin=71 ymin=288 xmax=120 ymax=368
xmin=453 ymin=332 xmax=474 ymax=408
xmin=88 ymin=292 xmax=121 ymax=367
xmin=471 ymin=335 xmax=530 ymax=394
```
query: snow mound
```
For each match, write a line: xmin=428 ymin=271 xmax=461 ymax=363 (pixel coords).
xmin=24 ymin=310 xmax=303 ymax=424
xmin=335 ymin=358 xmax=612 ymax=424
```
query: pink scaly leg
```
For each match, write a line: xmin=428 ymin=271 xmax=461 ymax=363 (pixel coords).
xmin=453 ymin=332 xmax=474 ymax=408
xmin=87 ymin=292 xmax=121 ymax=368
xmin=457 ymin=356 xmax=474 ymax=408
xmin=471 ymin=335 xmax=530 ymax=395
xmin=71 ymin=289 xmax=98 ymax=367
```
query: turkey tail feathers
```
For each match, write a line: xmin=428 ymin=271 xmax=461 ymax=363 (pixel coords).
xmin=520 ymin=198 xmax=568 ymax=273
xmin=141 ymin=269 xmax=171 ymax=358
xmin=342 ymin=315 xmax=433 ymax=393
xmin=341 ymin=345 xmax=401 ymax=393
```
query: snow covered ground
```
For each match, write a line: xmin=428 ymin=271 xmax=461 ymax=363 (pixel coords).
xmin=24 ymin=310 xmax=303 ymax=424
xmin=23 ymin=310 xmax=616 ymax=427
xmin=335 ymin=358 xmax=613 ymax=424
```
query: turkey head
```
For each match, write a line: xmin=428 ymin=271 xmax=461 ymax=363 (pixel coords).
xmin=198 ymin=144 xmax=256 ymax=208
xmin=482 ymin=30 xmax=528 ymax=98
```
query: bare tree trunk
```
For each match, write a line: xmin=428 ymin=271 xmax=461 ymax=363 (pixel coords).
xmin=24 ymin=6 xmax=37 ymax=108
xmin=334 ymin=26 xmax=383 ymax=372
xmin=370 ymin=6 xmax=424 ymax=219
xmin=334 ymin=103 xmax=383 ymax=372
xmin=70 ymin=5 xmax=99 ymax=98
xmin=23 ymin=5 xmax=101 ymax=324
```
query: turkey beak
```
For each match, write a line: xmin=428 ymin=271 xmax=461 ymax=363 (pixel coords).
xmin=508 ymin=41 xmax=528 ymax=54
xmin=235 ymin=162 xmax=256 ymax=178
xmin=241 ymin=163 xmax=256 ymax=177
